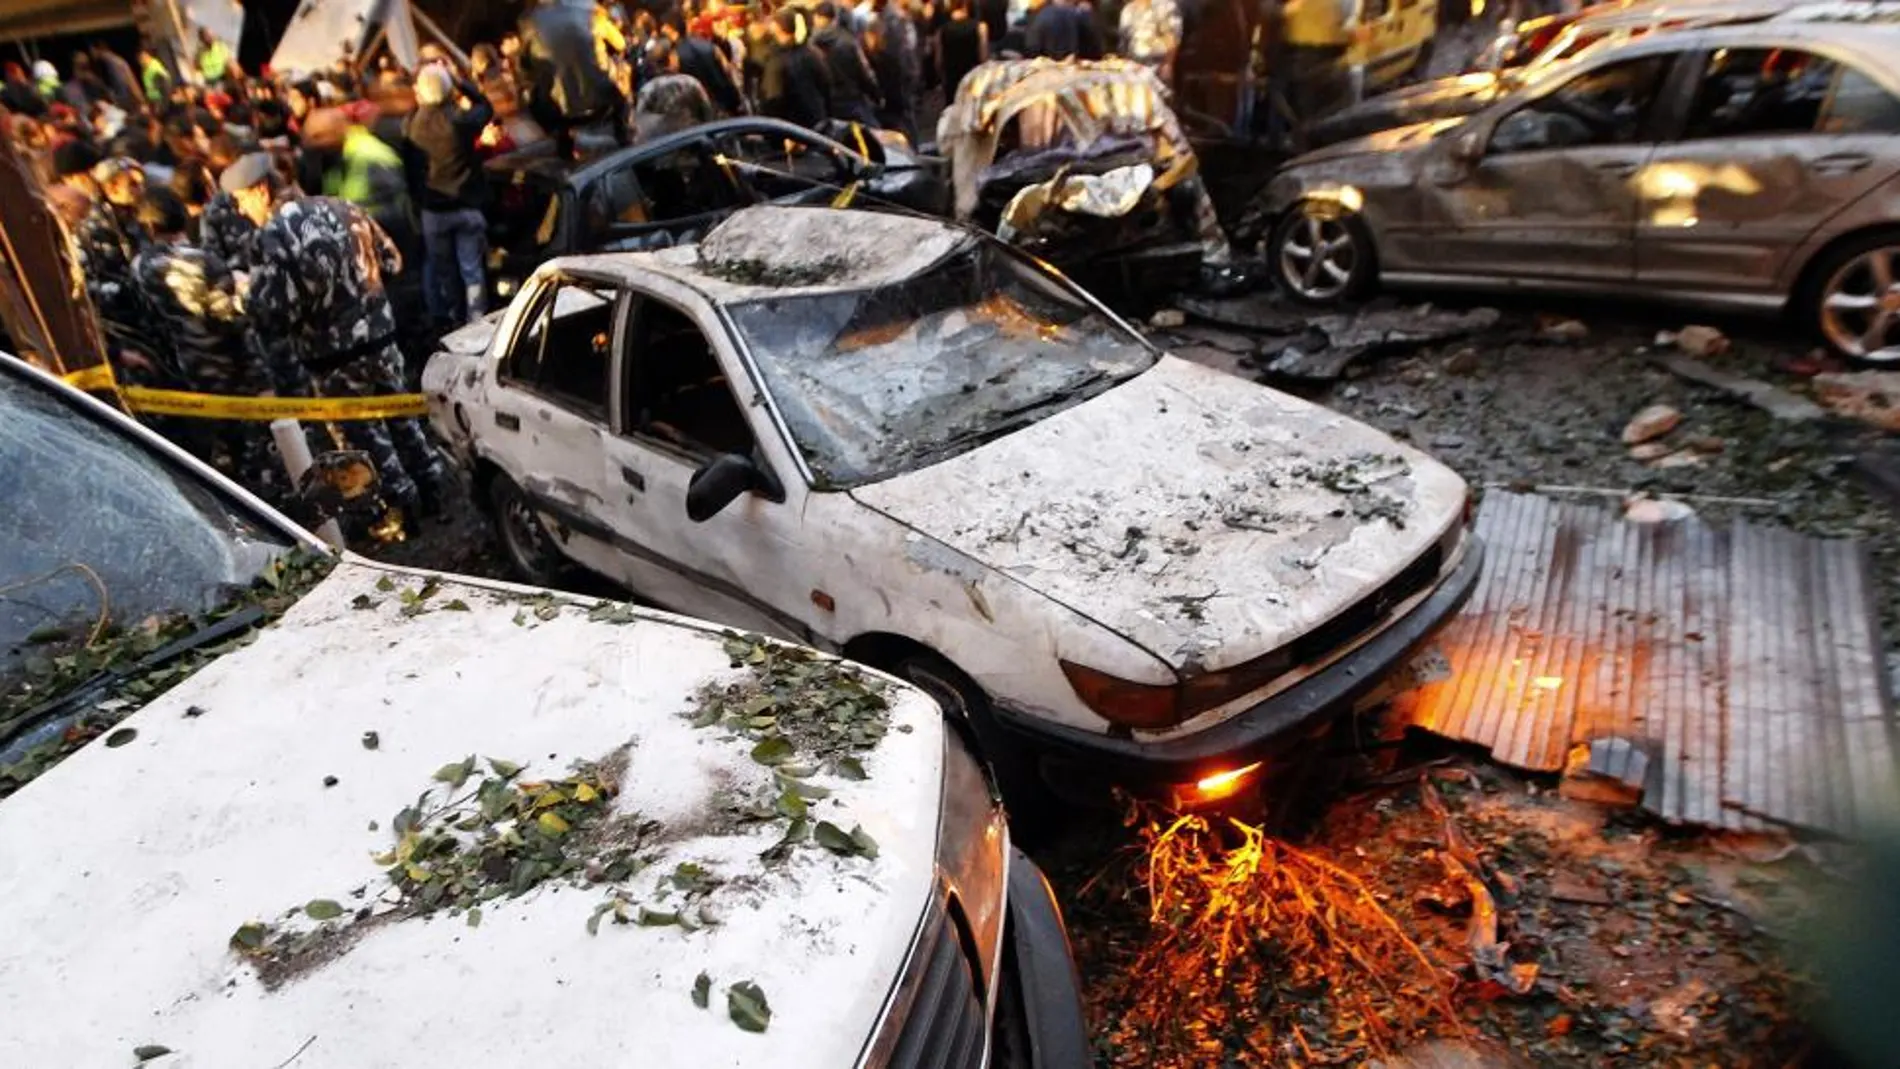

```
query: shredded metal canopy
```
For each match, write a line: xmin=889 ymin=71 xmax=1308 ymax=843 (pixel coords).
xmin=1398 ymin=492 xmax=1899 ymax=838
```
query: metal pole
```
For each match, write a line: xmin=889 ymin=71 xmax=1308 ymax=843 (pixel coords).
xmin=271 ymin=418 xmax=347 ymax=549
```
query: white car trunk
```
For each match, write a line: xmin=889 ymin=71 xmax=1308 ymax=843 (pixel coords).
xmin=852 ymin=357 xmax=1468 ymax=674
xmin=0 ymin=561 xmax=941 ymax=1068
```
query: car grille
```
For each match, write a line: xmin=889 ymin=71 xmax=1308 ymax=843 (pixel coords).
xmin=1289 ymin=544 xmax=1445 ymax=666
xmin=886 ymin=902 xmax=986 ymax=1069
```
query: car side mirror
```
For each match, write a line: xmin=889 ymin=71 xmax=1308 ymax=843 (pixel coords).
xmin=1451 ymin=129 xmax=1485 ymax=164
xmin=686 ymin=453 xmax=764 ymax=522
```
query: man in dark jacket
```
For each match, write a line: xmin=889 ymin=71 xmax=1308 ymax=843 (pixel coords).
xmin=762 ymin=9 xmax=832 ymax=130
xmin=406 ymin=64 xmax=496 ymax=327
xmin=678 ymin=17 xmax=744 ymax=115
xmin=812 ymin=3 xmax=880 ymax=126
xmin=1025 ymin=0 xmax=1104 ymax=59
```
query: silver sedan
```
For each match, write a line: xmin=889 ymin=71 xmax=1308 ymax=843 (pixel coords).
xmin=1255 ymin=18 xmax=1900 ymax=363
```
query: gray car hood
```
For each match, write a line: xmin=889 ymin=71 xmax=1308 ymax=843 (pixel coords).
xmin=850 ymin=357 xmax=1468 ymax=673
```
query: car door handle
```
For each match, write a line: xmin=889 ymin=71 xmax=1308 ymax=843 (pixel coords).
xmin=1593 ymin=160 xmax=1640 ymax=178
xmin=620 ymin=466 xmax=645 ymax=492
xmin=495 ymin=412 xmax=520 ymax=432
xmin=1811 ymin=153 xmax=1873 ymax=176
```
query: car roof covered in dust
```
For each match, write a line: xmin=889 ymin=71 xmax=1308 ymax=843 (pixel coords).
xmin=548 ymin=206 xmax=977 ymax=304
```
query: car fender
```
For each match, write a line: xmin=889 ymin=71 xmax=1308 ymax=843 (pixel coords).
xmin=803 ymin=493 xmax=1174 ymax=735
xmin=1776 ymin=173 xmax=1900 ymax=295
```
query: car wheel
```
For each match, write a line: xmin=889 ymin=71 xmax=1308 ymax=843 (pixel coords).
xmin=1809 ymin=231 xmax=1900 ymax=365
xmin=892 ymin=654 xmax=1058 ymax=838
xmin=989 ymin=944 xmax=1035 ymax=1069
xmin=1268 ymin=202 xmax=1376 ymax=305
xmin=488 ymin=474 xmax=570 ymax=587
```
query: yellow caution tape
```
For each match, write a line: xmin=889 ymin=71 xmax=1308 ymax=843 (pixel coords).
xmin=116 ymin=387 xmax=429 ymax=421
xmin=61 ymin=364 xmax=119 ymax=392
xmin=831 ymin=182 xmax=860 ymax=210
xmin=61 ymin=365 xmax=425 ymax=421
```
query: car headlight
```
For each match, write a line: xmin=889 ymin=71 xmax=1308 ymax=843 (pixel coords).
xmin=855 ymin=730 xmax=1009 ymax=1068
xmin=1059 ymin=649 xmax=1294 ymax=731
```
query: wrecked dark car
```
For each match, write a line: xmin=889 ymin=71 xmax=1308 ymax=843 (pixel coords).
xmin=938 ymin=59 xmax=1236 ymax=299
xmin=483 ymin=116 xmax=949 ymax=301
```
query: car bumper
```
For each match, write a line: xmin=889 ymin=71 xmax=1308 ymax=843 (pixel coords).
xmin=989 ymin=537 xmax=1485 ymax=784
xmin=1005 ymin=849 xmax=1092 ymax=1069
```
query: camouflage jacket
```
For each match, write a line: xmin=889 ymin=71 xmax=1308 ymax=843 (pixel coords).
xmin=130 ymin=241 xmax=257 ymax=393
xmin=199 ymin=191 xmax=261 ymax=272
xmin=74 ymin=203 xmax=149 ymax=329
xmin=246 ymin=196 xmax=403 ymax=394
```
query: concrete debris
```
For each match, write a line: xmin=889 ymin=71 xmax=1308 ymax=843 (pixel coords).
xmin=1648 ymin=978 xmax=1715 ymax=1039
xmin=1623 ymin=497 xmax=1695 ymax=524
xmin=1813 ymin=370 xmax=1900 ymax=433
xmin=1685 ymin=434 xmax=1727 ymax=455
xmin=1656 ymin=325 xmax=1731 ymax=359
xmin=1431 ymin=434 xmax=1467 ymax=451
xmin=1262 ymin=305 xmax=1501 ymax=383
xmin=1651 ymin=355 xmax=1826 ymax=422
xmin=1537 ymin=316 xmax=1590 ymax=343
xmin=1370 ymin=1040 xmax=1526 ymax=1069
xmin=1174 ymin=292 xmax=1316 ymax=334
xmin=1627 ymin=441 xmax=1673 ymax=462
xmin=1165 ymin=325 xmax=1258 ymax=354
xmin=1652 ymin=449 xmax=1706 ymax=470
xmin=1443 ymin=347 xmax=1481 ymax=376
xmin=1621 ymin=404 xmax=1683 ymax=445
xmin=1855 ymin=444 xmax=1900 ymax=511
xmin=1147 ymin=308 xmax=1186 ymax=329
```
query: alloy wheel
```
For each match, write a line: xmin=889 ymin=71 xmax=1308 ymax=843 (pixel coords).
xmin=1277 ymin=215 xmax=1360 ymax=302
xmin=1821 ymin=245 xmax=1900 ymax=364
xmin=499 ymin=492 xmax=559 ymax=580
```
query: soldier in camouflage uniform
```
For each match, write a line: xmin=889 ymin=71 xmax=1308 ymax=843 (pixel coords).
xmin=198 ymin=189 xmax=262 ymax=270
xmin=232 ymin=157 xmax=448 ymax=516
xmin=131 ymin=186 xmax=282 ymax=501
xmin=56 ymin=148 xmax=150 ymax=342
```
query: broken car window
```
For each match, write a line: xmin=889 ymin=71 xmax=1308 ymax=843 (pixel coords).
xmin=632 ymin=146 xmax=748 ymax=222
xmin=624 ymin=300 xmax=757 ymax=459
xmin=502 ymin=281 xmax=617 ymax=420
xmin=1490 ymin=54 xmax=1669 ymax=155
xmin=1822 ymin=67 xmax=1900 ymax=134
xmin=719 ymin=132 xmax=855 ymax=202
xmin=725 ymin=244 xmax=1155 ymax=487
xmin=1683 ymin=48 xmax=1838 ymax=140
xmin=0 ymin=369 xmax=291 ymax=695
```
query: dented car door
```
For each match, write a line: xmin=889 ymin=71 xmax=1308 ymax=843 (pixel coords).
xmin=596 ymin=283 xmax=818 ymax=642
xmin=1636 ymin=46 xmax=1900 ymax=295
xmin=1422 ymin=53 xmax=1675 ymax=284
xmin=483 ymin=275 xmax=624 ymax=570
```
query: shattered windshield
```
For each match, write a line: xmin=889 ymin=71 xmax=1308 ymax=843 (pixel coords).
xmin=0 ymin=368 xmax=294 ymax=695
xmin=725 ymin=244 xmax=1156 ymax=487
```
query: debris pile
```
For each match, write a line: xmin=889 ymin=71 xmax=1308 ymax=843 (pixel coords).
xmin=1165 ymin=293 xmax=1499 ymax=383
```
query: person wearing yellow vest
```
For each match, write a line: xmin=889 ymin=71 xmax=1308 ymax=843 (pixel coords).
xmin=196 ymin=28 xmax=234 ymax=85
xmin=138 ymin=48 xmax=172 ymax=105
xmin=301 ymin=108 xmax=414 ymax=241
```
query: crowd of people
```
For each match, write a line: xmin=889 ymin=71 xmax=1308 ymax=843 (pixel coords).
xmin=2 ymin=0 xmax=1190 ymax=526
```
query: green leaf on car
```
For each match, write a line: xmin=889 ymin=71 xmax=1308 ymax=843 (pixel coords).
xmin=304 ymin=899 xmax=344 ymax=921
xmin=727 ymin=980 xmax=771 ymax=1032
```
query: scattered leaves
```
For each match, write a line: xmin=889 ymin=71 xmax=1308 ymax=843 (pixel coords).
xmin=361 ymin=731 xmax=380 ymax=750
xmin=104 ymin=727 xmax=137 ymax=748
xmin=587 ymin=601 xmax=640 ymax=625
xmin=304 ymin=899 xmax=344 ymax=921
xmin=814 ymin=821 xmax=879 ymax=860
xmin=132 ymin=1045 xmax=172 ymax=1062
xmin=692 ymin=971 xmax=712 ymax=1008
xmin=727 ymin=980 xmax=771 ymax=1033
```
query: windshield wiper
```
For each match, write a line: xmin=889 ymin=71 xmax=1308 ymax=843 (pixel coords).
xmin=0 ymin=604 xmax=268 ymax=758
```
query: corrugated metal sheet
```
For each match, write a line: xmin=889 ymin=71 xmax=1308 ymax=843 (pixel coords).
xmin=1400 ymin=492 xmax=1899 ymax=836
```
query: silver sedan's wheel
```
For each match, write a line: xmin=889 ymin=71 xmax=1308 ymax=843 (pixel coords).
xmin=1270 ymin=208 xmax=1372 ymax=305
xmin=1820 ymin=244 xmax=1900 ymax=364
xmin=488 ymin=474 xmax=568 ymax=586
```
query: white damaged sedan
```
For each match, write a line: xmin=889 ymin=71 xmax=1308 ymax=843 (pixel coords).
xmin=424 ymin=206 xmax=1483 ymax=806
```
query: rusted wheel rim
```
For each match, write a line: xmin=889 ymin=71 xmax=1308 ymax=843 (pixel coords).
xmin=1822 ymin=246 xmax=1900 ymax=363
xmin=499 ymin=492 xmax=557 ymax=579
xmin=1277 ymin=214 xmax=1358 ymax=302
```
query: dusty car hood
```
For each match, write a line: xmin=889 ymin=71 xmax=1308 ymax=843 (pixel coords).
xmin=1289 ymin=117 xmax=1465 ymax=168
xmin=850 ymin=357 xmax=1467 ymax=673
xmin=438 ymin=311 xmax=505 ymax=357
xmin=0 ymin=560 xmax=942 ymax=1067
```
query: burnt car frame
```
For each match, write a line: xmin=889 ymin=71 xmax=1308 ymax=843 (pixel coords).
xmin=483 ymin=116 xmax=949 ymax=301
xmin=1257 ymin=20 xmax=1900 ymax=363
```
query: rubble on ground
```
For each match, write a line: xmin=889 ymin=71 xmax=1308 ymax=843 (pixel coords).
xmin=1621 ymin=404 xmax=1683 ymax=445
xmin=1657 ymin=325 xmax=1731 ymax=359
xmin=1813 ymin=370 xmax=1900 ymax=433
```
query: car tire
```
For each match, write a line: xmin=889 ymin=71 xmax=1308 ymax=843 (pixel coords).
xmin=891 ymin=654 xmax=1059 ymax=839
xmin=1803 ymin=229 xmax=1900 ymax=366
xmin=989 ymin=944 xmax=1035 ymax=1069
xmin=1267 ymin=201 xmax=1377 ymax=306
xmin=488 ymin=473 xmax=570 ymax=587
